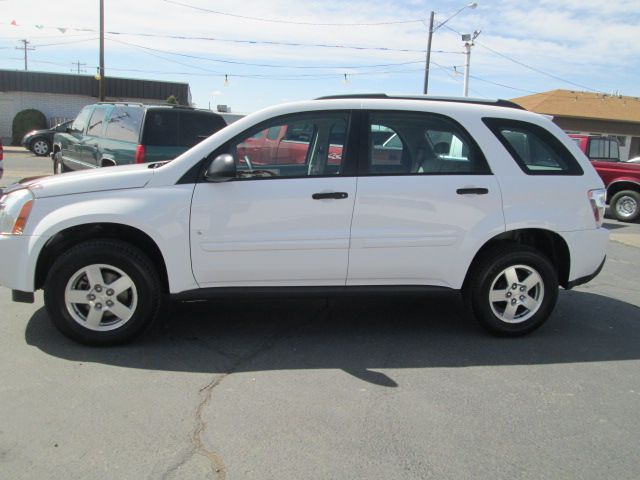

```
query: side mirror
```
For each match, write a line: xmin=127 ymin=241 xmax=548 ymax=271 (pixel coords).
xmin=205 ymin=154 xmax=236 ymax=182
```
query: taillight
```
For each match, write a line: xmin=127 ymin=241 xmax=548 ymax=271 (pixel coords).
xmin=134 ymin=144 xmax=146 ymax=164
xmin=588 ymin=189 xmax=606 ymax=227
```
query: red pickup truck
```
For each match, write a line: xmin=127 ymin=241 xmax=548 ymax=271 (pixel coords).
xmin=570 ymin=134 xmax=640 ymax=222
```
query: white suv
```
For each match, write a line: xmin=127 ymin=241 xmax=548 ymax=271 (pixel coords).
xmin=0 ymin=95 xmax=608 ymax=345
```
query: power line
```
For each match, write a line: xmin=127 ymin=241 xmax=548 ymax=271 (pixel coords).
xmin=105 ymin=30 xmax=459 ymax=54
xmin=161 ymin=0 xmax=424 ymax=26
xmin=1 ymin=21 xmax=462 ymax=54
xmin=467 ymin=74 xmax=538 ymax=94
xmin=107 ymin=36 xmax=429 ymax=70
xmin=3 ymin=53 xmax=600 ymax=97
xmin=441 ymin=24 xmax=602 ymax=93
xmin=32 ymin=37 xmax=98 ymax=48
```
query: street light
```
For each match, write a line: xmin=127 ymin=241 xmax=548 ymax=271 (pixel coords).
xmin=462 ymin=30 xmax=481 ymax=97
xmin=423 ymin=2 xmax=478 ymax=95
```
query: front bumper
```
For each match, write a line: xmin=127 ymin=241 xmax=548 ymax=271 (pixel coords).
xmin=0 ymin=234 xmax=40 ymax=293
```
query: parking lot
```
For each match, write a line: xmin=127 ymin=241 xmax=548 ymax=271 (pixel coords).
xmin=1 ymin=151 xmax=640 ymax=479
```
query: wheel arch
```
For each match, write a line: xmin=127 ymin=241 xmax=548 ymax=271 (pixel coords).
xmin=463 ymin=228 xmax=571 ymax=289
xmin=100 ymin=158 xmax=117 ymax=167
xmin=35 ymin=222 xmax=169 ymax=293
xmin=607 ymin=180 xmax=640 ymax=203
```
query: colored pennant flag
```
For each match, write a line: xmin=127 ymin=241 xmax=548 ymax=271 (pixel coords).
xmin=10 ymin=20 xmax=17 ymax=26
xmin=35 ymin=25 xmax=44 ymax=30
xmin=58 ymin=27 xmax=67 ymax=33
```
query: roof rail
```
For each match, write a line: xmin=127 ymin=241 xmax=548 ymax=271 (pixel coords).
xmin=315 ymin=93 xmax=524 ymax=110
xmin=96 ymin=102 xmax=200 ymax=110
xmin=96 ymin=101 xmax=145 ymax=106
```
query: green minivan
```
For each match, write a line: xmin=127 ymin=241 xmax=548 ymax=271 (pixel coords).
xmin=51 ymin=103 xmax=227 ymax=173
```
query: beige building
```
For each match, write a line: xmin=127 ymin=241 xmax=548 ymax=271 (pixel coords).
xmin=512 ymin=89 xmax=640 ymax=161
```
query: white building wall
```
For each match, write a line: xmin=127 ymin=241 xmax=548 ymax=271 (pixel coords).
xmin=0 ymin=91 xmax=95 ymax=143
xmin=0 ymin=91 xmax=169 ymax=144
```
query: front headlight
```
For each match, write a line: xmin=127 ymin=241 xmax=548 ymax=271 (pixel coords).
xmin=0 ymin=188 xmax=34 ymax=235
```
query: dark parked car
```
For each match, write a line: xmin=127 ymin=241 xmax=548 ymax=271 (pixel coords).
xmin=21 ymin=120 xmax=72 ymax=157
xmin=51 ymin=103 xmax=227 ymax=174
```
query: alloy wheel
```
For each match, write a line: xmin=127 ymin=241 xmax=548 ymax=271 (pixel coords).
xmin=488 ymin=264 xmax=545 ymax=323
xmin=64 ymin=263 xmax=138 ymax=331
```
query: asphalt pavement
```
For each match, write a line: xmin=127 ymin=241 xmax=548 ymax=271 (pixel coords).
xmin=0 ymin=148 xmax=52 ymax=190
xmin=1 ymin=151 xmax=640 ymax=479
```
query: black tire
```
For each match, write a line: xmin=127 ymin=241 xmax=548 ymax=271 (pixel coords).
xmin=44 ymin=239 xmax=163 ymax=345
xmin=610 ymin=190 xmax=640 ymax=222
xmin=53 ymin=151 xmax=67 ymax=174
xmin=464 ymin=244 xmax=558 ymax=336
xmin=31 ymin=137 xmax=51 ymax=157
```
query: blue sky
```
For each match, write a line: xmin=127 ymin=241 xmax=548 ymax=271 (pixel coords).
xmin=1 ymin=0 xmax=639 ymax=113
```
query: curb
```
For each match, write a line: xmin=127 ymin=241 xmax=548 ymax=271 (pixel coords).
xmin=3 ymin=147 xmax=31 ymax=154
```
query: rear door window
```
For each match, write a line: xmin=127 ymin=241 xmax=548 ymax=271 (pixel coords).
xmin=483 ymin=118 xmax=583 ymax=175
xmin=364 ymin=111 xmax=489 ymax=175
xmin=105 ymin=106 xmax=144 ymax=143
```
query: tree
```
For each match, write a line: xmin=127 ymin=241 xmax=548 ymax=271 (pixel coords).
xmin=166 ymin=95 xmax=178 ymax=105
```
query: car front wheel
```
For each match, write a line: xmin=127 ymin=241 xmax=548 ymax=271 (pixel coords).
xmin=44 ymin=239 xmax=163 ymax=345
xmin=53 ymin=151 xmax=67 ymax=174
xmin=31 ymin=138 xmax=51 ymax=156
xmin=465 ymin=244 xmax=558 ymax=336
xmin=610 ymin=190 xmax=640 ymax=222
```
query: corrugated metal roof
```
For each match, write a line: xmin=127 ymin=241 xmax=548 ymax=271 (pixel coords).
xmin=512 ymin=89 xmax=640 ymax=124
xmin=0 ymin=69 xmax=191 ymax=105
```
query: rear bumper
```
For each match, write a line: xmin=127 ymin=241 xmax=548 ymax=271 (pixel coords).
xmin=561 ymin=228 xmax=609 ymax=288
xmin=566 ymin=256 xmax=606 ymax=289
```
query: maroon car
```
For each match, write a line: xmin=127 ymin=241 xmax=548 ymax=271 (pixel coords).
xmin=570 ymin=134 xmax=640 ymax=222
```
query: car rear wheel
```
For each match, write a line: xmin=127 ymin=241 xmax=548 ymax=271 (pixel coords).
xmin=44 ymin=239 xmax=163 ymax=345
xmin=31 ymin=138 xmax=51 ymax=156
xmin=465 ymin=244 xmax=558 ymax=336
xmin=610 ymin=190 xmax=640 ymax=222
xmin=53 ymin=151 xmax=67 ymax=174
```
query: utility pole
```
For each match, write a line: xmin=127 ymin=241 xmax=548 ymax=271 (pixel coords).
xmin=15 ymin=39 xmax=35 ymax=71
xmin=422 ymin=3 xmax=478 ymax=95
xmin=462 ymin=30 xmax=480 ymax=97
xmin=99 ymin=0 xmax=105 ymax=101
xmin=423 ymin=12 xmax=435 ymax=95
xmin=71 ymin=60 xmax=87 ymax=74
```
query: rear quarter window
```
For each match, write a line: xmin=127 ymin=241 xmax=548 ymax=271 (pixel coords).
xmin=179 ymin=112 xmax=226 ymax=148
xmin=483 ymin=118 xmax=583 ymax=176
